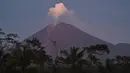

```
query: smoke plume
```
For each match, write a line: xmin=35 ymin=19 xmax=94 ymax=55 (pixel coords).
xmin=47 ymin=2 xmax=87 ymax=33
xmin=48 ymin=3 xmax=73 ymax=23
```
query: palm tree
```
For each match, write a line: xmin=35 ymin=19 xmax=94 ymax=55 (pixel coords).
xmin=57 ymin=47 xmax=85 ymax=73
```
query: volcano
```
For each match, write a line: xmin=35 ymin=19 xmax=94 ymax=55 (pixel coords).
xmin=27 ymin=22 xmax=129 ymax=58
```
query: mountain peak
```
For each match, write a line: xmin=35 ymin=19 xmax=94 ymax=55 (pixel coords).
xmin=47 ymin=23 xmax=56 ymax=28
xmin=47 ymin=22 xmax=70 ymax=29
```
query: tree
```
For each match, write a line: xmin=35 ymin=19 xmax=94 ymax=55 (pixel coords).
xmin=57 ymin=47 xmax=85 ymax=73
xmin=84 ymin=44 xmax=109 ymax=66
xmin=115 ymin=55 xmax=130 ymax=73
xmin=81 ymin=44 xmax=109 ymax=73
xmin=0 ymin=28 xmax=19 ymax=73
xmin=0 ymin=28 xmax=53 ymax=73
xmin=25 ymin=38 xmax=52 ymax=73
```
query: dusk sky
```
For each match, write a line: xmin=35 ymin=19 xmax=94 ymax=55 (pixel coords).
xmin=0 ymin=0 xmax=130 ymax=44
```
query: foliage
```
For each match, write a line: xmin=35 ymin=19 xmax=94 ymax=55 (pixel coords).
xmin=0 ymin=28 xmax=130 ymax=73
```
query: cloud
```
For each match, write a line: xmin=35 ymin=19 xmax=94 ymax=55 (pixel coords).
xmin=48 ymin=3 xmax=72 ymax=19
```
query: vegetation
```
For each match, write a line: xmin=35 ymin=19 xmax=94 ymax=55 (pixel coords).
xmin=0 ymin=28 xmax=130 ymax=73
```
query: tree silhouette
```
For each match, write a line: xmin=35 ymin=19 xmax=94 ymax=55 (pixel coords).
xmin=0 ymin=37 xmax=52 ymax=73
xmin=56 ymin=47 xmax=85 ymax=73
xmin=1 ymin=27 xmax=130 ymax=73
xmin=0 ymin=28 xmax=19 ymax=73
xmin=84 ymin=44 xmax=109 ymax=66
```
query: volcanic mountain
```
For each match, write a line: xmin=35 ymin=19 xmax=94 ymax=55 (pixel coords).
xmin=27 ymin=22 xmax=128 ymax=58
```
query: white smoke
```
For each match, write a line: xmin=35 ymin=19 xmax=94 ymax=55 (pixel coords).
xmin=47 ymin=3 xmax=88 ymax=33
xmin=48 ymin=3 xmax=73 ymax=23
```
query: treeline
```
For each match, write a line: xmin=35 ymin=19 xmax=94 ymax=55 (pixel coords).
xmin=0 ymin=28 xmax=130 ymax=73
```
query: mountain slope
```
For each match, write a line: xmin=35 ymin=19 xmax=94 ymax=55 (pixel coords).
xmin=28 ymin=22 xmax=117 ymax=58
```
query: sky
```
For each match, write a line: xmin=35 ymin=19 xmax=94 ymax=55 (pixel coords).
xmin=0 ymin=0 xmax=130 ymax=44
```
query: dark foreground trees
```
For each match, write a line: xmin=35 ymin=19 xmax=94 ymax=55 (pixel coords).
xmin=0 ymin=28 xmax=130 ymax=73
xmin=0 ymin=28 xmax=52 ymax=73
xmin=55 ymin=44 xmax=109 ymax=73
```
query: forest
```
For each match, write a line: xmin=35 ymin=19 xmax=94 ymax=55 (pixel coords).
xmin=0 ymin=28 xmax=130 ymax=73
